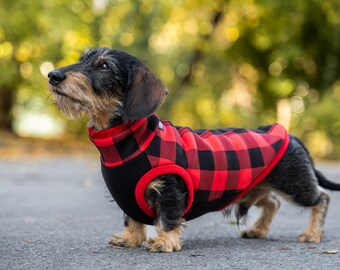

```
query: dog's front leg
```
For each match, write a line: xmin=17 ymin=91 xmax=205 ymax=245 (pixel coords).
xmin=147 ymin=221 xmax=184 ymax=253
xmin=109 ymin=215 xmax=146 ymax=248
xmin=145 ymin=175 xmax=187 ymax=252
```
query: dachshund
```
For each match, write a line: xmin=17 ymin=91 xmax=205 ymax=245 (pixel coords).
xmin=48 ymin=48 xmax=340 ymax=252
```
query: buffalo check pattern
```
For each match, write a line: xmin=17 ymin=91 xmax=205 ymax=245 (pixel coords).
xmin=89 ymin=114 xmax=289 ymax=222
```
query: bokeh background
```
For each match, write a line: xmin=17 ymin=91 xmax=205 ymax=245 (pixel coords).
xmin=0 ymin=0 xmax=340 ymax=159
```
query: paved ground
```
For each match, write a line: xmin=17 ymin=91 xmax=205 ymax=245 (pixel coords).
xmin=1 ymin=158 xmax=340 ymax=270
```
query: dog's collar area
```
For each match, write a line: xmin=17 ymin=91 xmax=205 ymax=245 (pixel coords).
xmin=88 ymin=114 xmax=160 ymax=167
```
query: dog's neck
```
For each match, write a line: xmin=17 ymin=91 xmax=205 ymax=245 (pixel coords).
xmin=89 ymin=115 xmax=123 ymax=131
xmin=109 ymin=116 xmax=124 ymax=127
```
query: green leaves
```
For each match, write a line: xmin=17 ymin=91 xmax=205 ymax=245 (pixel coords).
xmin=0 ymin=0 xmax=340 ymax=158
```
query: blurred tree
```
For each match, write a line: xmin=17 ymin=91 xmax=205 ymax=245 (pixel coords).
xmin=0 ymin=0 xmax=90 ymax=132
xmin=0 ymin=0 xmax=35 ymax=131
xmin=0 ymin=0 xmax=339 ymax=158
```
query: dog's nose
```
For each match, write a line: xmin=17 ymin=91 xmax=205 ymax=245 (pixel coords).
xmin=48 ymin=70 xmax=66 ymax=86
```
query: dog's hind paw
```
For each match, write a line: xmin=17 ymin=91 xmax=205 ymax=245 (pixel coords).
xmin=240 ymin=229 xmax=267 ymax=239
xmin=297 ymin=232 xmax=322 ymax=243
xmin=109 ymin=233 xmax=146 ymax=248
xmin=146 ymin=237 xmax=182 ymax=253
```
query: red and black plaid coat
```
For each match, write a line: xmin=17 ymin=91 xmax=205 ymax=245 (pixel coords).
xmin=89 ymin=115 xmax=290 ymax=225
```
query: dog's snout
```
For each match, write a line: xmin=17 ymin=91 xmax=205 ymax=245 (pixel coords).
xmin=48 ymin=70 xmax=66 ymax=86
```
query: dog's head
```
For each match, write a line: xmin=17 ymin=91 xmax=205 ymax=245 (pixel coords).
xmin=48 ymin=48 xmax=168 ymax=129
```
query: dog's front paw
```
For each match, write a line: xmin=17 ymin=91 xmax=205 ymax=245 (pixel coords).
xmin=241 ymin=228 xmax=267 ymax=239
xmin=297 ymin=232 xmax=322 ymax=243
xmin=109 ymin=233 xmax=146 ymax=248
xmin=146 ymin=237 xmax=182 ymax=253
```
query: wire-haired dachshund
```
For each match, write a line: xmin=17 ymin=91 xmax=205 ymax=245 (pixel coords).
xmin=48 ymin=48 xmax=340 ymax=252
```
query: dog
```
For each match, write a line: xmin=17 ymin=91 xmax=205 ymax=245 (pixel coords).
xmin=48 ymin=48 xmax=340 ymax=253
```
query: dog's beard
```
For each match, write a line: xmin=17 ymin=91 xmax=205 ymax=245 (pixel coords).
xmin=49 ymin=84 xmax=92 ymax=119
xmin=50 ymin=87 xmax=122 ymax=120
xmin=52 ymin=95 xmax=88 ymax=119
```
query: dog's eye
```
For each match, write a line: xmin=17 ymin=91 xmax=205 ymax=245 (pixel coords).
xmin=98 ymin=62 xmax=109 ymax=71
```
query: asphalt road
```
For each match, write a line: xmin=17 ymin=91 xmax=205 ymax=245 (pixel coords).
xmin=1 ymin=158 xmax=340 ymax=270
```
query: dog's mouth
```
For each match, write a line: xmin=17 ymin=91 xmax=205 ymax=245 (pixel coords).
xmin=50 ymin=87 xmax=89 ymax=109
xmin=53 ymin=89 xmax=77 ymax=102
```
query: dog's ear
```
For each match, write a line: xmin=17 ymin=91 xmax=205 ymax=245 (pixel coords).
xmin=121 ymin=65 xmax=168 ymax=122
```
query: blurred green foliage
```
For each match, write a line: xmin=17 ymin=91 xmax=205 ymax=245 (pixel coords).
xmin=0 ymin=0 xmax=340 ymax=159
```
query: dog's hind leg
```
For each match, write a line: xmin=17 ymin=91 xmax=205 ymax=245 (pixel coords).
xmin=265 ymin=136 xmax=331 ymax=242
xmin=241 ymin=193 xmax=281 ymax=239
xmin=109 ymin=216 xmax=147 ymax=248
xmin=298 ymin=191 xmax=330 ymax=243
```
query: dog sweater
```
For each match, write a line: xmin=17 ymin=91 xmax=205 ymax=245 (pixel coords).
xmin=89 ymin=115 xmax=289 ymax=225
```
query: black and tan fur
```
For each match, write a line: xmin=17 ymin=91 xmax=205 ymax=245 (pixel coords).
xmin=48 ymin=48 xmax=340 ymax=252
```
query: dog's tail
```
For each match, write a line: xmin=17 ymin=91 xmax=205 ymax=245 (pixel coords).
xmin=315 ymin=169 xmax=340 ymax=191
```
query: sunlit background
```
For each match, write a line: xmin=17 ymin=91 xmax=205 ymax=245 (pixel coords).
xmin=0 ymin=0 xmax=340 ymax=159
